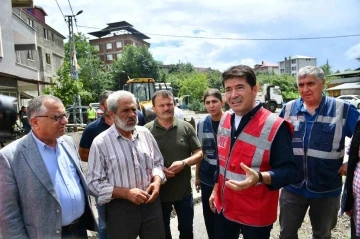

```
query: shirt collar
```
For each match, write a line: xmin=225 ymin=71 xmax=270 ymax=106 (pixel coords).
xmin=109 ymin=124 xmax=139 ymax=140
xmin=31 ymin=132 xmax=62 ymax=151
xmin=154 ymin=117 xmax=178 ymax=129
xmin=296 ymin=94 xmax=326 ymax=114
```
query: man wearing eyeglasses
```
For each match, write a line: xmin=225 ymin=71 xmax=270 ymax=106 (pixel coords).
xmin=0 ymin=95 xmax=96 ymax=239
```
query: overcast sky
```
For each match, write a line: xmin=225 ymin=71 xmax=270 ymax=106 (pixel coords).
xmin=35 ymin=0 xmax=360 ymax=72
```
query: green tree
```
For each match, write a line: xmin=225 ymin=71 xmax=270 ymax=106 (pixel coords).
xmin=109 ymin=45 xmax=160 ymax=87
xmin=256 ymin=73 xmax=299 ymax=100
xmin=320 ymin=59 xmax=332 ymax=76
xmin=44 ymin=61 xmax=90 ymax=106
xmin=64 ymin=32 xmax=96 ymax=60
xmin=205 ymin=69 xmax=223 ymax=91
xmin=168 ymin=62 xmax=195 ymax=74
xmin=178 ymin=72 xmax=208 ymax=103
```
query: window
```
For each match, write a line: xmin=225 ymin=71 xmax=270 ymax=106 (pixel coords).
xmin=116 ymin=41 xmax=123 ymax=48
xmin=45 ymin=53 xmax=51 ymax=65
xmin=280 ymin=69 xmax=284 ymax=73
xmin=292 ymin=66 xmax=296 ymax=71
xmin=94 ymin=45 xmax=100 ymax=51
xmin=117 ymin=53 xmax=122 ymax=59
xmin=0 ymin=26 xmax=3 ymax=58
xmin=51 ymin=32 xmax=55 ymax=42
xmin=106 ymin=43 xmax=112 ymax=49
xmin=27 ymin=50 xmax=33 ymax=60
xmin=132 ymin=42 xmax=137 ymax=47
xmin=27 ymin=18 xmax=34 ymax=28
xmin=16 ymin=51 xmax=21 ymax=64
xmin=44 ymin=28 xmax=49 ymax=40
xmin=291 ymin=59 xmax=296 ymax=64
xmin=106 ymin=54 xmax=113 ymax=61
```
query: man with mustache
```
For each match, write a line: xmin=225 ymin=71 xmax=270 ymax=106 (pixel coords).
xmin=209 ymin=65 xmax=297 ymax=239
xmin=86 ymin=90 xmax=166 ymax=239
xmin=145 ymin=90 xmax=203 ymax=239
xmin=279 ymin=66 xmax=360 ymax=239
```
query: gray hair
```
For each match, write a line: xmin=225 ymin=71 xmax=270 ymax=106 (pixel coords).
xmin=152 ymin=90 xmax=174 ymax=106
xmin=107 ymin=90 xmax=136 ymax=113
xmin=297 ymin=66 xmax=325 ymax=85
xmin=98 ymin=90 xmax=113 ymax=105
xmin=27 ymin=95 xmax=62 ymax=120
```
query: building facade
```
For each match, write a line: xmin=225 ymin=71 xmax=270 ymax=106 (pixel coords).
xmin=0 ymin=2 xmax=65 ymax=109
xmin=89 ymin=21 xmax=150 ymax=64
xmin=278 ymin=55 xmax=317 ymax=76
xmin=254 ymin=61 xmax=279 ymax=75
xmin=13 ymin=6 xmax=65 ymax=93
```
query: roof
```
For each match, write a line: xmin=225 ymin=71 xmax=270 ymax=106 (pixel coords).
xmin=33 ymin=5 xmax=48 ymax=16
xmin=291 ymin=55 xmax=316 ymax=59
xmin=326 ymin=82 xmax=360 ymax=91
xmin=88 ymin=21 xmax=150 ymax=40
xmin=328 ymin=70 xmax=360 ymax=77
xmin=255 ymin=62 xmax=278 ymax=67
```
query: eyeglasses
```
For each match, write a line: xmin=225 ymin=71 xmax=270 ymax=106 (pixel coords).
xmin=36 ymin=113 xmax=68 ymax=122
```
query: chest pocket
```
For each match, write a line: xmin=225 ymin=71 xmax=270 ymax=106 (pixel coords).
xmin=313 ymin=124 xmax=336 ymax=152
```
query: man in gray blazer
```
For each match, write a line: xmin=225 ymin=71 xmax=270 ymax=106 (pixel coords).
xmin=0 ymin=95 xmax=96 ymax=239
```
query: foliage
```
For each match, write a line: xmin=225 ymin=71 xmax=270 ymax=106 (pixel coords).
xmin=43 ymin=61 xmax=89 ymax=106
xmin=206 ymin=69 xmax=223 ymax=91
xmin=168 ymin=62 xmax=195 ymax=74
xmin=189 ymin=99 xmax=205 ymax=112
xmin=109 ymin=45 xmax=160 ymax=88
xmin=256 ymin=73 xmax=299 ymax=101
xmin=64 ymin=32 xmax=96 ymax=60
xmin=320 ymin=59 xmax=332 ymax=76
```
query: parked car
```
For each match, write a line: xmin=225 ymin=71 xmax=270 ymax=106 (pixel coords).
xmin=66 ymin=106 xmax=88 ymax=124
xmin=337 ymin=95 xmax=360 ymax=109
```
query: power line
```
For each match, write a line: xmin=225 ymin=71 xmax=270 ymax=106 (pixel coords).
xmin=77 ymin=25 xmax=360 ymax=41
xmin=54 ymin=0 xmax=65 ymax=19
xmin=67 ymin=0 xmax=75 ymax=16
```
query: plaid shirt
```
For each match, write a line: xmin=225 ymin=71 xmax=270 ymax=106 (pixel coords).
xmin=353 ymin=156 xmax=360 ymax=236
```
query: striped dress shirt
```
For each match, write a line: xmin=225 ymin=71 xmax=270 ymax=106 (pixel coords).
xmin=87 ymin=125 xmax=165 ymax=205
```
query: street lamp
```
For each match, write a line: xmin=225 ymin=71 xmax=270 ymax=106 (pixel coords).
xmin=76 ymin=10 xmax=83 ymax=16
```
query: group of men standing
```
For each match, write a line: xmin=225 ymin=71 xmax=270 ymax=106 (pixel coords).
xmin=0 ymin=64 xmax=358 ymax=239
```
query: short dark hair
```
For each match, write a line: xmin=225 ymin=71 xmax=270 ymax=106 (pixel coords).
xmin=99 ymin=90 xmax=113 ymax=105
xmin=152 ymin=90 xmax=174 ymax=106
xmin=222 ymin=65 xmax=256 ymax=88
xmin=203 ymin=88 xmax=222 ymax=102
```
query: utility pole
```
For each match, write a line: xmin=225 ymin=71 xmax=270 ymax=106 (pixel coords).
xmin=65 ymin=10 xmax=83 ymax=127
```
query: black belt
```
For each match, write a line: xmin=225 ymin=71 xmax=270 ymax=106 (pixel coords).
xmin=62 ymin=216 xmax=82 ymax=231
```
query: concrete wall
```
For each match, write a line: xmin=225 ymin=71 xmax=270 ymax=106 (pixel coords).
xmin=0 ymin=0 xmax=38 ymax=81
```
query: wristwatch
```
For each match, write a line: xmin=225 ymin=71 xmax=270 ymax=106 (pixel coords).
xmin=182 ymin=160 xmax=190 ymax=168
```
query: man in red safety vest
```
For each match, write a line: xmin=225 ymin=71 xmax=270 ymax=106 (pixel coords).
xmin=209 ymin=65 xmax=298 ymax=239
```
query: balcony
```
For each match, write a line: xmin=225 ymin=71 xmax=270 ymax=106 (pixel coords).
xmin=12 ymin=12 xmax=36 ymax=51
xmin=12 ymin=0 xmax=33 ymax=7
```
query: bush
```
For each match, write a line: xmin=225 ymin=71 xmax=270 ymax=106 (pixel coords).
xmin=189 ymin=99 xmax=204 ymax=112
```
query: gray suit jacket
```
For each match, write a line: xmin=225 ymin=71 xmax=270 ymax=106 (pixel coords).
xmin=0 ymin=133 xmax=97 ymax=239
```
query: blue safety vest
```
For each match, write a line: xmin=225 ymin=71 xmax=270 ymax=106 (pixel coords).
xmin=197 ymin=115 xmax=218 ymax=186
xmin=283 ymin=97 xmax=350 ymax=193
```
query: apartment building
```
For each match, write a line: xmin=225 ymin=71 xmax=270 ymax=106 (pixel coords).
xmin=13 ymin=6 xmax=66 ymax=92
xmin=254 ymin=61 xmax=279 ymax=74
xmin=278 ymin=55 xmax=317 ymax=76
xmin=0 ymin=2 xmax=65 ymax=109
xmin=89 ymin=21 xmax=150 ymax=64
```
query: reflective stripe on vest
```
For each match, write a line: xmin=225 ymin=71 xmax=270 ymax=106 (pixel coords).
xmin=197 ymin=119 xmax=217 ymax=166
xmin=215 ymin=108 xmax=284 ymax=226
xmin=284 ymin=99 xmax=346 ymax=159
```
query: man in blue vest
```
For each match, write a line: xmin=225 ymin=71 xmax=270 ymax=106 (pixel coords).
xmin=279 ymin=66 xmax=360 ymax=239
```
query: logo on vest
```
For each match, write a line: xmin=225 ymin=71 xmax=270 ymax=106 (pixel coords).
xmin=218 ymin=136 xmax=228 ymax=149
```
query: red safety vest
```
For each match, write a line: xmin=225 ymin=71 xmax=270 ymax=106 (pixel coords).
xmin=214 ymin=108 xmax=286 ymax=226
